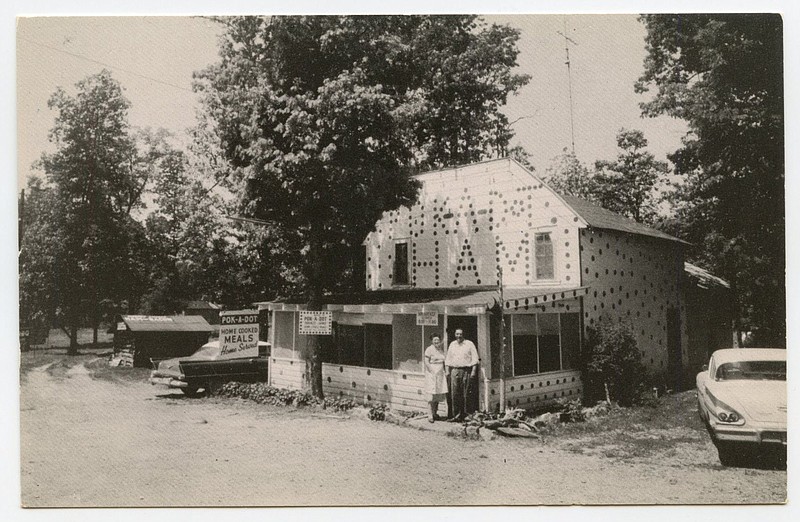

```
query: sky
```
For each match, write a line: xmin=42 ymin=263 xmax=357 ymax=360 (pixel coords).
xmin=16 ymin=14 xmax=689 ymax=187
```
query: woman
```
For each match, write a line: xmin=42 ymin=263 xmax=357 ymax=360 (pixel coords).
xmin=424 ymin=334 xmax=448 ymax=422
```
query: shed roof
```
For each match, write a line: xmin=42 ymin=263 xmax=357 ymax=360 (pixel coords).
xmin=557 ymin=195 xmax=688 ymax=244
xmin=684 ymin=262 xmax=730 ymax=290
xmin=118 ymin=315 xmax=214 ymax=333
xmin=185 ymin=300 xmax=223 ymax=310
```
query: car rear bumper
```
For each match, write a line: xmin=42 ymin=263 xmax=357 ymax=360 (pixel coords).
xmin=149 ymin=375 xmax=188 ymax=389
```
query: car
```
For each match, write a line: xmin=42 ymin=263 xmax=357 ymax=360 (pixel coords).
xmin=149 ymin=340 xmax=270 ymax=397
xmin=696 ymin=348 xmax=786 ymax=466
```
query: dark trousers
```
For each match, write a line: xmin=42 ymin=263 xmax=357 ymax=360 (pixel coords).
xmin=449 ymin=367 xmax=474 ymax=419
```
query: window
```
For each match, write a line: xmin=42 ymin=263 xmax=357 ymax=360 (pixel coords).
xmin=511 ymin=315 xmax=538 ymax=375
xmin=511 ymin=313 xmax=580 ymax=376
xmin=364 ymin=324 xmax=393 ymax=370
xmin=534 ymin=232 xmax=554 ymax=280
xmin=272 ymin=312 xmax=295 ymax=359
xmin=336 ymin=324 xmax=365 ymax=366
xmin=560 ymin=313 xmax=581 ymax=370
xmin=537 ymin=314 xmax=560 ymax=372
xmin=393 ymin=241 xmax=409 ymax=285
xmin=716 ymin=360 xmax=786 ymax=381
xmin=392 ymin=314 xmax=424 ymax=371
xmin=329 ymin=322 xmax=394 ymax=370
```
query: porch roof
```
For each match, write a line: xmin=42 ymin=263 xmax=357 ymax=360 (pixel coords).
xmin=256 ymin=286 xmax=589 ymax=314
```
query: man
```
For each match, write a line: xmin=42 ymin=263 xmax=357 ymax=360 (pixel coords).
xmin=445 ymin=329 xmax=479 ymax=421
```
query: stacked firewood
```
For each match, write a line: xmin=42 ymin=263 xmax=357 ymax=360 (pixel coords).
xmin=461 ymin=409 xmax=544 ymax=438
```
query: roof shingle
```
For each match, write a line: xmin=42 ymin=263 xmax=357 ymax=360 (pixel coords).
xmin=560 ymin=194 xmax=688 ymax=244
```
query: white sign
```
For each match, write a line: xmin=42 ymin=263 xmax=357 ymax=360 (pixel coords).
xmin=416 ymin=311 xmax=438 ymax=326
xmin=299 ymin=311 xmax=332 ymax=335
xmin=219 ymin=310 xmax=260 ymax=359
xmin=466 ymin=306 xmax=485 ymax=315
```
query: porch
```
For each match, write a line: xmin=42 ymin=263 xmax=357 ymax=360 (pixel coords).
xmin=259 ymin=286 xmax=588 ymax=414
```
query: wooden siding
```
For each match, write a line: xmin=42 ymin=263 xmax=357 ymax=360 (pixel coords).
xmin=365 ymin=159 xmax=584 ymax=291
xmin=271 ymin=357 xmax=581 ymax=414
xmin=269 ymin=357 xmax=440 ymax=414
xmin=485 ymin=369 xmax=582 ymax=411
xmin=270 ymin=357 xmax=305 ymax=390
xmin=322 ymin=363 xmax=434 ymax=413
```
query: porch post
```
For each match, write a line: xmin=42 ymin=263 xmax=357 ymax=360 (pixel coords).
xmin=498 ymin=268 xmax=507 ymax=411
xmin=291 ymin=311 xmax=297 ymax=359
xmin=268 ymin=309 xmax=276 ymax=387
xmin=477 ymin=312 xmax=491 ymax=411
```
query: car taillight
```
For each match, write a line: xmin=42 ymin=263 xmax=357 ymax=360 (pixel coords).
xmin=716 ymin=410 xmax=741 ymax=423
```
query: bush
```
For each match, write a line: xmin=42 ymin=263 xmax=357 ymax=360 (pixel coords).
xmin=555 ymin=398 xmax=586 ymax=423
xmin=584 ymin=320 xmax=647 ymax=406
xmin=367 ymin=404 xmax=387 ymax=421
xmin=218 ymin=382 xmax=358 ymax=412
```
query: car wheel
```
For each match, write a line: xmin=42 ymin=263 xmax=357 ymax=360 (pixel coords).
xmin=206 ymin=380 xmax=223 ymax=396
xmin=181 ymin=386 xmax=204 ymax=398
xmin=716 ymin=441 xmax=739 ymax=467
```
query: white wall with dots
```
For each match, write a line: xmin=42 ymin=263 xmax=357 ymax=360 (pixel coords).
xmin=579 ymin=227 xmax=688 ymax=382
xmin=365 ymin=159 xmax=585 ymax=291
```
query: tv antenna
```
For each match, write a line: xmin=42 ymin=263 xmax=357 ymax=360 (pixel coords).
xmin=557 ymin=18 xmax=578 ymax=156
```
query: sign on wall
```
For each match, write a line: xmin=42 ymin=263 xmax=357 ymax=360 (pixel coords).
xmin=299 ymin=311 xmax=332 ymax=335
xmin=416 ymin=311 xmax=438 ymax=326
xmin=219 ymin=310 xmax=260 ymax=359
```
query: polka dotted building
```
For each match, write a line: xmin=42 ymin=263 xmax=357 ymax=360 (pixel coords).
xmin=263 ymin=159 xmax=729 ymax=413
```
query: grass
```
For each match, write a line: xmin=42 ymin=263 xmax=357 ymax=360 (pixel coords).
xmin=539 ymin=391 xmax=709 ymax=462
xmin=24 ymin=327 xmax=114 ymax=350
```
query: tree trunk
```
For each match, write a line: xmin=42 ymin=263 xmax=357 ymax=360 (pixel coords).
xmin=304 ymin=316 xmax=325 ymax=399
xmin=304 ymin=226 xmax=325 ymax=399
xmin=92 ymin=296 xmax=99 ymax=348
xmin=67 ymin=322 xmax=79 ymax=356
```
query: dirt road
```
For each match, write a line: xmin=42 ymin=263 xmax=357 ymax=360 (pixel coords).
xmin=20 ymin=355 xmax=786 ymax=507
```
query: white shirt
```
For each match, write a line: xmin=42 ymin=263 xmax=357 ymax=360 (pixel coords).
xmin=445 ymin=339 xmax=479 ymax=368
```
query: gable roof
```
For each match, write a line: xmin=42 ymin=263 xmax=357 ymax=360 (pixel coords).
xmin=559 ymin=194 xmax=687 ymax=244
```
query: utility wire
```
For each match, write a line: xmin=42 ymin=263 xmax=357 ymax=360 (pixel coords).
xmin=18 ymin=35 xmax=197 ymax=94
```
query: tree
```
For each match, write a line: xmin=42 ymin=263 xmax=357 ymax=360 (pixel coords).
xmin=31 ymin=70 xmax=147 ymax=353
xmin=19 ymin=178 xmax=59 ymax=334
xmin=195 ymin=15 xmax=529 ymax=396
xmin=141 ymin=141 xmax=296 ymax=314
xmin=543 ymin=148 xmax=600 ymax=202
xmin=506 ymin=144 xmax=536 ymax=171
xmin=593 ymin=129 xmax=668 ymax=225
xmin=637 ymin=15 xmax=784 ymax=345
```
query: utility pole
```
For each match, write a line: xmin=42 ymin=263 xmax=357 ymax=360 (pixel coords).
xmin=557 ymin=18 xmax=579 ymax=157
